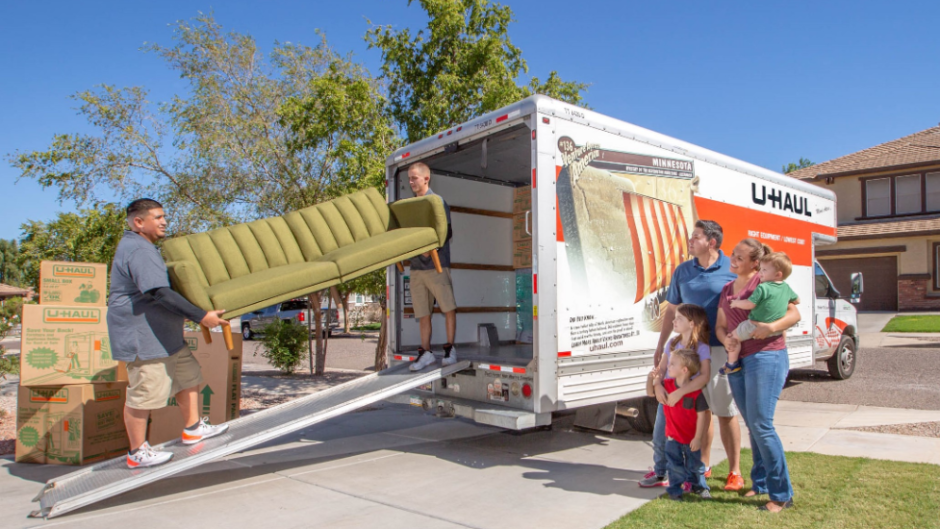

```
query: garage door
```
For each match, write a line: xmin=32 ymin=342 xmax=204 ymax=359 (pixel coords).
xmin=817 ymin=256 xmax=897 ymax=311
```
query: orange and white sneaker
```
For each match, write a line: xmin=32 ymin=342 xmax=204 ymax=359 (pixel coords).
xmin=126 ymin=442 xmax=173 ymax=468
xmin=181 ymin=417 xmax=230 ymax=445
xmin=724 ymin=472 xmax=745 ymax=491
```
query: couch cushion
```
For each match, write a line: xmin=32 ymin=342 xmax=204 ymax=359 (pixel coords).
xmin=205 ymin=261 xmax=340 ymax=311
xmin=320 ymin=227 xmax=438 ymax=277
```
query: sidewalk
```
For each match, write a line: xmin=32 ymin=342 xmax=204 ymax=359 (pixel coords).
xmin=2 ymin=369 xmax=939 ymax=529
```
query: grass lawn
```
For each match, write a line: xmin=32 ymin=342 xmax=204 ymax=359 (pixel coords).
xmin=607 ymin=449 xmax=940 ymax=529
xmin=882 ymin=315 xmax=940 ymax=332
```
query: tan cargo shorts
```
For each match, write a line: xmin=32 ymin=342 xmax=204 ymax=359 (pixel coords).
xmin=702 ymin=346 xmax=739 ymax=418
xmin=125 ymin=346 xmax=204 ymax=410
xmin=410 ymin=268 xmax=457 ymax=319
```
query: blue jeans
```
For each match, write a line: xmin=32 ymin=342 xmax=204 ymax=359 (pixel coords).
xmin=665 ymin=438 xmax=708 ymax=496
xmin=652 ymin=403 xmax=667 ymax=477
xmin=728 ymin=348 xmax=793 ymax=502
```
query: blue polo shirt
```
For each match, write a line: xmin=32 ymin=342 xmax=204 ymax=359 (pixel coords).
xmin=665 ymin=250 xmax=736 ymax=346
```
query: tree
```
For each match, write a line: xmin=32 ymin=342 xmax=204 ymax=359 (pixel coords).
xmin=366 ymin=0 xmax=589 ymax=142
xmin=341 ymin=270 xmax=389 ymax=371
xmin=782 ymin=158 xmax=815 ymax=174
xmin=0 ymin=239 xmax=21 ymax=286
xmin=8 ymin=14 xmax=392 ymax=235
xmin=16 ymin=204 xmax=125 ymax=290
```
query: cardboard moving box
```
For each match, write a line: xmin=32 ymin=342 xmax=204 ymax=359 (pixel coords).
xmin=512 ymin=212 xmax=531 ymax=242
xmin=19 ymin=305 xmax=126 ymax=386
xmin=513 ymin=239 xmax=532 ymax=269
xmin=513 ymin=186 xmax=531 ymax=215
xmin=16 ymin=382 xmax=129 ymax=465
xmin=148 ymin=331 xmax=243 ymax=445
xmin=40 ymin=261 xmax=107 ymax=306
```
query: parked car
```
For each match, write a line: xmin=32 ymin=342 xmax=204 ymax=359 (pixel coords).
xmin=241 ymin=298 xmax=339 ymax=340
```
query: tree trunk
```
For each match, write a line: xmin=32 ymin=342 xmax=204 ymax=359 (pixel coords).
xmin=310 ymin=292 xmax=326 ymax=376
xmin=374 ymin=297 xmax=388 ymax=371
xmin=341 ymin=292 xmax=351 ymax=333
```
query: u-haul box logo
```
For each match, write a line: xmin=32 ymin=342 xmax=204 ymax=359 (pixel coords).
xmin=95 ymin=389 xmax=123 ymax=402
xmin=185 ymin=337 xmax=198 ymax=351
xmin=29 ymin=388 xmax=70 ymax=403
xmin=42 ymin=308 xmax=102 ymax=324
xmin=52 ymin=264 xmax=96 ymax=278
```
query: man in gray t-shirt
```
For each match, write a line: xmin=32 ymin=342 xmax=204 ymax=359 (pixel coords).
xmin=110 ymin=199 xmax=230 ymax=468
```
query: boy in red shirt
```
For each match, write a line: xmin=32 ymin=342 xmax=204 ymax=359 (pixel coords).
xmin=647 ymin=348 xmax=712 ymax=500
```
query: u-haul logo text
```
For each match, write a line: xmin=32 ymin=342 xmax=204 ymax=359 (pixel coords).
xmin=185 ymin=337 xmax=198 ymax=351
xmin=29 ymin=388 xmax=69 ymax=403
xmin=752 ymin=183 xmax=812 ymax=217
xmin=52 ymin=265 xmax=96 ymax=278
xmin=95 ymin=389 xmax=123 ymax=402
xmin=42 ymin=308 xmax=102 ymax=324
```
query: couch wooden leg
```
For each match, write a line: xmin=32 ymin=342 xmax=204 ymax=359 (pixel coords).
xmin=396 ymin=262 xmax=404 ymax=273
xmin=222 ymin=324 xmax=234 ymax=351
xmin=201 ymin=325 xmax=212 ymax=345
xmin=430 ymin=249 xmax=443 ymax=273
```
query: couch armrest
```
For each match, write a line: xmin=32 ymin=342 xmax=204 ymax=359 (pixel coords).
xmin=389 ymin=194 xmax=448 ymax=246
xmin=165 ymin=261 xmax=214 ymax=312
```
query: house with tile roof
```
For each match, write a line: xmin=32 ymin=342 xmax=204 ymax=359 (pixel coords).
xmin=789 ymin=126 xmax=940 ymax=311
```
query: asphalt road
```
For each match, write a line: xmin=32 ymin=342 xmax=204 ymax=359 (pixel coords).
xmin=781 ymin=345 xmax=940 ymax=410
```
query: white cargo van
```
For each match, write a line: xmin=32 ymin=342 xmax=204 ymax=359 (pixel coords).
xmin=385 ymin=96 xmax=860 ymax=431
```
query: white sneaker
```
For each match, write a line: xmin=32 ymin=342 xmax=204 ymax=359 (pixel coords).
xmin=126 ymin=442 xmax=173 ymax=468
xmin=181 ymin=417 xmax=230 ymax=445
xmin=409 ymin=350 xmax=437 ymax=371
xmin=441 ymin=344 xmax=458 ymax=366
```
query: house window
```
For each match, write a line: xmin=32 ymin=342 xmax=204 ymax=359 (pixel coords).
xmin=861 ymin=170 xmax=940 ymax=219
xmin=927 ymin=172 xmax=940 ymax=211
xmin=895 ymin=174 xmax=922 ymax=214
xmin=356 ymin=294 xmax=364 ymax=304
xmin=935 ymin=242 xmax=940 ymax=290
xmin=866 ymin=178 xmax=891 ymax=216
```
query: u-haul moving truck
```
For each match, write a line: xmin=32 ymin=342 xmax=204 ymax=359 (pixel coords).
xmin=386 ymin=96 xmax=859 ymax=431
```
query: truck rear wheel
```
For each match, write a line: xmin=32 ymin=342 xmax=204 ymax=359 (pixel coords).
xmin=827 ymin=336 xmax=857 ymax=380
xmin=622 ymin=396 xmax=659 ymax=434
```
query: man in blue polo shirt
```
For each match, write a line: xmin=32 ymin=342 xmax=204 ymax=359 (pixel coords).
xmin=642 ymin=220 xmax=744 ymax=492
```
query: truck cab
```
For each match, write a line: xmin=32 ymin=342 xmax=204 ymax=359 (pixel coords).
xmin=812 ymin=261 xmax=860 ymax=379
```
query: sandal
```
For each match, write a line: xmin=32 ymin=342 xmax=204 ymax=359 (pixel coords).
xmin=758 ymin=499 xmax=794 ymax=512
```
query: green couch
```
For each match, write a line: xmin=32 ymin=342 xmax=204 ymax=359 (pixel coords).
xmin=162 ymin=188 xmax=447 ymax=348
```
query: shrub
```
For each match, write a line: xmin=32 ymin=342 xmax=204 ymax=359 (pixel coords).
xmin=257 ymin=318 xmax=308 ymax=374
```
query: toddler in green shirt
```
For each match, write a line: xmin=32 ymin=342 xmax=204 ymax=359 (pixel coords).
xmin=721 ymin=252 xmax=800 ymax=375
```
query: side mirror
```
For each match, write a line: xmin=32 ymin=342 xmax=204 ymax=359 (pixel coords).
xmin=850 ymin=272 xmax=864 ymax=304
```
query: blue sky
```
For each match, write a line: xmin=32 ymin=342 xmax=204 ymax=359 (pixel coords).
xmin=2 ymin=0 xmax=939 ymax=240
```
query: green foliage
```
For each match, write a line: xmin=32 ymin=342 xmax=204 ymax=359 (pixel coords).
xmin=1 ymin=297 xmax=26 ymax=378
xmin=782 ymin=157 xmax=815 ymax=174
xmin=0 ymin=239 xmax=22 ymax=286
xmin=257 ymin=317 xmax=309 ymax=374
xmin=366 ymin=0 xmax=589 ymax=142
xmin=16 ymin=204 xmax=123 ymax=290
xmin=8 ymin=14 xmax=390 ymax=234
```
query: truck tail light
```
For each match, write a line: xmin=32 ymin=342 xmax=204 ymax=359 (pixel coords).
xmin=522 ymin=383 xmax=532 ymax=398
xmin=298 ymin=312 xmax=305 ymax=322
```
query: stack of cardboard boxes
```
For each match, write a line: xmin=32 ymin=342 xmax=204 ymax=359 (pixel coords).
xmin=513 ymin=186 xmax=532 ymax=269
xmin=16 ymin=260 xmax=243 ymax=465
xmin=16 ymin=261 xmax=129 ymax=465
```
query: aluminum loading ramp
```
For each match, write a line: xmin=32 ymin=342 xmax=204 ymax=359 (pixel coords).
xmin=31 ymin=360 xmax=470 ymax=519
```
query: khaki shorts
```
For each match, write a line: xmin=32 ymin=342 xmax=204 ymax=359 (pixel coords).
xmin=125 ymin=346 xmax=204 ymax=410
xmin=410 ymin=268 xmax=457 ymax=319
xmin=702 ymin=346 xmax=738 ymax=418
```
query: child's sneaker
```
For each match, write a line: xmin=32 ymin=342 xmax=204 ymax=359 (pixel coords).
xmin=409 ymin=348 xmax=437 ymax=371
xmin=682 ymin=481 xmax=693 ymax=493
xmin=126 ymin=442 xmax=172 ymax=468
xmin=697 ymin=489 xmax=713 ymax=500
xmin=719 ymin=361 xmax=741 ymax=375
xmin=181 ymin=417 xmax=230 ymax=445
xmin=705 ymin=466 xmax=712 ymax=478
xmin=724 ymin=471 xmax=745 ymax=491
xmin=441 ymin=343 xmax=458 ymax=366
xmin=660 ymin=492 xmax=683 ymax=501
xmin=638 ymin=468 xmax=668 ymax=488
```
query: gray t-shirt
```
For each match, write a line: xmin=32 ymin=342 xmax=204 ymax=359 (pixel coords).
xmin=107 ymin=231 xmax=188 ymax=362
xmin=409 ymin=188 xmax=452 ymax=271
